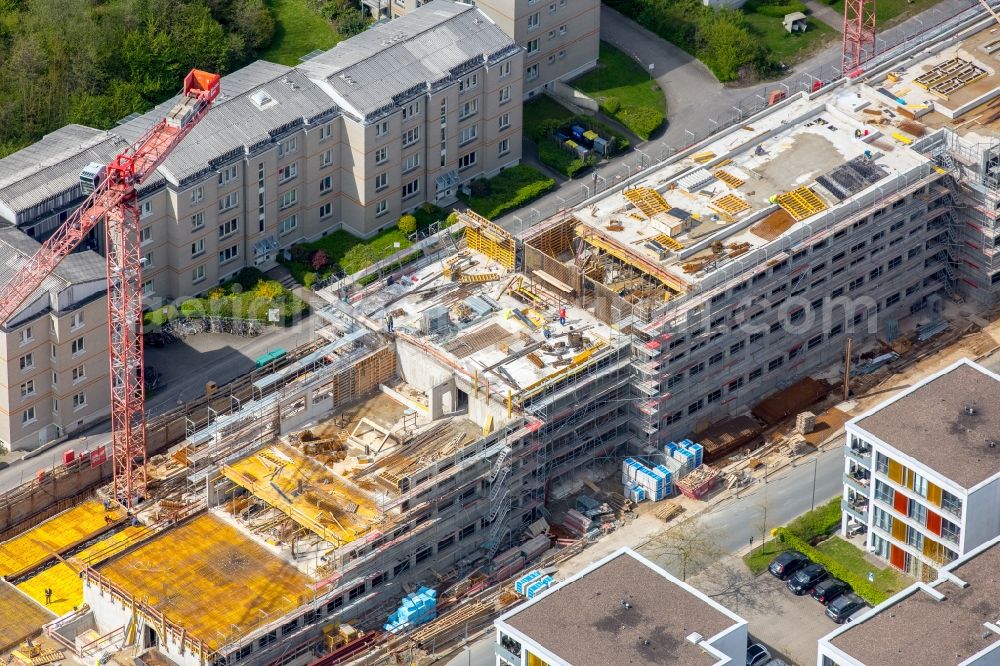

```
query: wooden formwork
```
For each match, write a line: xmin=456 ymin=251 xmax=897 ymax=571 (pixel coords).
xmin=623 ymin=187 xmax=670 ymax=218
xmin=776 ymin=186 xmax=828 ymax=221
xmin=461 ymin=211 xmax=516 ymax=271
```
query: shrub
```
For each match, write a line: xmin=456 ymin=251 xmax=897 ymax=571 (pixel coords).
xmin=469 ymin=179 xmax=492 ymax=198
xmin=530 ymin=118 xmax=565 ymax=143
xmin=775 ymin=529 xmax=887 ymax=604
xmin=444 ymin=211 xmax=460 ymax=228
xmin=290 ymin=244 xmax=311 ymax=263
xmin=617 ymin=106 xmax=664 ymax=140
xmin=311 ymin=249 xmax=329 ymax=271
xmin=179 ymin=298 xmax=206 ymax=318
xmin=303 ymin=272 xmax=318 ymax=289
xmin=233 ymin=267 xmax=265 ymax=291
xmin=207 ymin=287 xmax=226 ymax=300
xmin=397 ymin=214 xmax=417 ymax=235
xmin=749 ymin=1 xmax=807 ymax=17
xmin=786 ymin=498 xmax=842 ymax=541
xmin=253 ymin=280 xmax=285 ymax=300
xmin=601 ymin=96 xmax=621 ymax=114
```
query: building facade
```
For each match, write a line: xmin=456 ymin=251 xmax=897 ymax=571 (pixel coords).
xmin=0 ymin=3 xmax=523 ymax=306
xmin=0 ymin=229 xmax=109 ymax=452
xmin=388 ymin=0 xmax=600 ymax=98
xmin=841 ymin=359 xmax=1000 ymax=581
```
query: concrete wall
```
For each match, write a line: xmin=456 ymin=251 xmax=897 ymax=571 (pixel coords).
xmin=964 ymin=478 xmax=1000 ymax=554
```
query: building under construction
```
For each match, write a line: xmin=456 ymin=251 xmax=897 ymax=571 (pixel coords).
xmin=6 ymin=12 xmax=1000 ymax=666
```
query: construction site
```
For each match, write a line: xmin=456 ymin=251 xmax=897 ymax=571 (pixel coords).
xmin=6 ymin=8 xmax=1000 ymax=666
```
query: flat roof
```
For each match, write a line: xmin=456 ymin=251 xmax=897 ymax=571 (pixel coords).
xmin=98 ymin=513 xmax=312 ymax=651
xmin=829 ymin=537 xmax=1000 ymax=664
xmin=0 ymin=581 xmax=53 ymax=652
xmin=853 ymin=359 xmax=1000 ymax=488
xmin=499 ymin=549 xmax=743 ymax=666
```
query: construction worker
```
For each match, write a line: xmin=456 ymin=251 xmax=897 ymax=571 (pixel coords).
xmin=44 ymin=588 xmax=51 ymax=605
xmin=559 ymin=306 xmax=567 ymax=326
xmin=385 ymin=314 xmax=394 ymax=333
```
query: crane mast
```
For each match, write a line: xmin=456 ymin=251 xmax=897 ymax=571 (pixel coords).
xmin=0 ymin=69 xmax=220 ymax=507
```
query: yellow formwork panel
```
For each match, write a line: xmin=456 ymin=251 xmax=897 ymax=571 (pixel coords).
xmin=713 ymin=170 xmax=745 ymax=189
xmin=17 ymin=525 xmax=152 ymax=616
xmin=652 ymin=234 xmax=684 ymax=251
xmin=224 ymin=443 xmax=382 ymax=546
xmin=623 ymin=187 xmax=670 ymax=218
xmin=710 ymin=193 xmax=751 ymax=216
xmin=776 ymin=186 xmax=828 ymax=222
xmin=98 ymin=514 xmax=312 ymax=651
xmin=0 ymin=500 xmax=124 ymax=578
xmin=0 ymin=581 xmax=53 ymax=652
xmin=462 ymin=211 xmax=516 ymax=271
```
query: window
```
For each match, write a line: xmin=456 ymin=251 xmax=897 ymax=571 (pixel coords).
xmin=460 ymin=124 xmax=478 ymax=146
xmin=375 ymin=121 xmax=389 ymax=137
xmin=459 ymin=73 xmax=478 ymax=91
xmin=279 ymin=189 xmax=297 ymax=210
xmin=499 ymin=61 xmax=511 ymax=78
xmin=526 ymin=64 xmax=539 ymax=81
xmin=874 ymin=479 xmax=893 ymax=503
xmin=458 ymin=151 xmax=477 ymax=170
xmin=402 ymin=179 xmax=420 ymax=200
xmin=20 ymin=380 xmax=34 ymax=398
xmin=190 ymin=186 xmax=204 ymax=204
xmin=401 ymin=100 xmax=420 ymax=122
xmin=749 ymin=367 xmax=762 ymax=381
xmin=278 ymin=137 xmax=297 ymax=157
xmin=527 ymin=12 xmax=539 ymax=30
xmin=191 ymin=239 xmax=205 ymax=258
xmin=559 ymin=25 xmax=567 ymax=35
xmin=71 ymin=337 xmax=85 ymax=355
xmin=911 ymin=472 xmax=929 ymax=498
xmin=192 ymin=264 xmax=206 ymax=284
xmin=191 ymin=212 xmax=205 ymax=231
xmin=218 ymin=164 xmax=238 ymax=185
xmin=905 ymin=525 xmax=924 ymax=550
xmin=873 ymin=506 xmax=891 ymax=532
xmin=707 ymin=388 xmax=722 ymax=404
xmin=320 ymin=174 xmax=333 ymax=193
xmin=218 ymin=218 xmax=238 ymax=238
xmin=808 ymin=334 xmax=823 ymax=350
xmin=729 ymin=340 xmax=745 ymax=355
xmin=219 ymin=245 xmax=239 ymax=264
xmin=73 ymin=391 xmax=87 ymax=410
xmin=321 ymin=149 xmax=333 ymax=168
xmin=526 ymin=39 xmax=539 ymax=54
xmin=278 ymin=162 xmax=297 ymax=183
xmin=403 ymin=127 xmax=420 ymax=147
xmin=376 ymin=199 xmax=389 ymax=217
xmin=140 ymin=200 xmax=152 ymax=218
xmin=219 ymin=191 xmax=239 ymax=212
xmin=142 ymin=251 xmax=153 ymax=268
xmin=908 ymin=500 xmax=927 ymax=525
xmin=279 ymin=215 xmax=298 ymax=235
xmin=319 ymin=202 xmax=332 ymax=219
xmin=403 ymin=153 xmax=420 ymax=173
xmin=689 ymin=362 xmax=705 ymax=377
xmin=941 ymin=517 xmax=961 ymax=544
xmin=19 ymin=327 xmax=32 ymax=345
xmin=459 ymin=100 xmax=478 ymax=120
xmin=768 ymin=357 xmax=784 ymax=371
xmin=941 ymin=489 xmax=963 ymax=517
xmin=374 ymin=172 xmax=388 ymax=192
xmin=498 ymin=138 xmax=510 ymax=157
xmin=375 ymin=146 xmax=388 ymax=165
xmin=72 ymin=312 xmax=83 ymax=329
xmin=709 ymin=351 xmax=724 ymax=366
xmin=728 ymin=377 xmax=744 ymax=393
xmin=499 ymin=86 xmax=511 ymax=104
xmin=319 ymin=122 xmax=332 ymax=141
xmin=687 ymin=399 xmax=704 ymax=415
xmin=875 ymin=452 xmax=889 ymax=474
xmin=22 ymin=407 xmax=35 ymax=424
xmin=142 ymin=279 xmax=154 ymax=297
xmin=499 ymin=112 xmax=511 ymax=130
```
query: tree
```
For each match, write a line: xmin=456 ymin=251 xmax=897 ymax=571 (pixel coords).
xmin=231 ymin=0 xmax=276 ymax=51
xmin=643 ymin=518 xmax=721 ymax=581
xmin=694 ymin=561 xmax=779 ymax=612
xmin=397 ymin=214 xmax=417 ymax=236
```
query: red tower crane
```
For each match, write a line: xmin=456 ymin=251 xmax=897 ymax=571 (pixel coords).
xmin=842 ymin=0 xmax=877 ymax=75
xmin=0 ymin=70 xmax=221 ymax=507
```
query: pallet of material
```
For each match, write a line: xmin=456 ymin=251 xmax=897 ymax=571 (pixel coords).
xmin=696 ymin=415 xmax=764 ymax=462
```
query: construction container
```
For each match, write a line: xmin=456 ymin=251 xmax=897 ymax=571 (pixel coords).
xmin=515 ymin=571 xmax=542 ymax=595
xmin=61 ymin=450 xmax=75 ymax=465
xmin=526 ymin=575 xmax=554 ymax=599
xmin=675 ymin=465 xmax=720 ymax=500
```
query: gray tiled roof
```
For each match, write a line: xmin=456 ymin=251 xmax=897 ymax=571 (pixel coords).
xmin=299 ymin=2 xmax=515 ymax=120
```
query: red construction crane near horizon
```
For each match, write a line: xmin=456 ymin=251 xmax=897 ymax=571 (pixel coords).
xmin=0 ymin=69 xmax=221 ymax=507
xmin=843 ymin=0 xmax=877 ymax=75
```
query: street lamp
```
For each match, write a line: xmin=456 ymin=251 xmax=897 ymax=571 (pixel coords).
xmin=811 ymin=455 xmax=819 ymax=511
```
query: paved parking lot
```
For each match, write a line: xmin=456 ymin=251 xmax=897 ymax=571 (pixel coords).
xmin=742 ymin=573 xmax=843 ymax=666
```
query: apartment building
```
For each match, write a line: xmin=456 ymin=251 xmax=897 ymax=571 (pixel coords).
xmin=494 ymin=548 xmax=749 ymax=666
xmin=817 ymin=533 xmax=1000 ymax=666
xmin=841 ymin=358 xmax=1000 ymax=581
xmin=0 ymin=229 xmax=109 ymax=452
xmin=0 ymin=3 xmax=522 ymax=304
xmin=388 ymin=0 xmax=600 ymax=97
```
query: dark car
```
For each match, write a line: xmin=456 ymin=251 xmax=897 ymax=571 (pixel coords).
xmin=746 ymin=642 xmax=771 ymax=666
xmin=826 ymin=593 xmax=867 ymax=623
xmin=811 ymin=577 xmax=851 ymax=605
xmin=786 ymin=563 xmax=828 ymax=595
xmin=144 ymin=331 xmax=168 ymax=348
xmin=768 ymin=550 xmax=809 ymax=580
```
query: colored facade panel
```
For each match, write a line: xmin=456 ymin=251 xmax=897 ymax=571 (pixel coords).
xmin=927 ymin=481 xmax=942 ymax=507
xmin=891 ymin=514 xmax=907 ymax=541
xmin=893 ymin=489 xmax=909 ymax=516
xmin=926 ymin=510 xmax=942 ymax=536
xmin=887 ymin=458 xmax=904 ymax=484
xmin=527 ymin=651 xmax=550 ymax=666
xmin=889 ymin=544 xmax=906 ymax=570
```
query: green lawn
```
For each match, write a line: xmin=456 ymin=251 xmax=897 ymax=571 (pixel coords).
xmin=458 ymin=165 xmax=555 ymax=220
xmin=261 ymin=0 xmax=340 ymax=65
xmin=744 ymin=498 xmax=842 ymax=575
xmin=742 ymin=5 xmax=838 ymax=66
xmin=523 ymin=95 xmax=576 ymax=142
xmin=571 ymin=42 xmax=666 ymax=140
xmin=827 ymin=0 xmax=942 ymax=26
xmin=815 ymin=537 xmax=910 ymax=601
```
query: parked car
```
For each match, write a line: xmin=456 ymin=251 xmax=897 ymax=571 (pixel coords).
xmin=826 ymin=593 xmax=867 ymax=623
xmin=811 ymin=578 xmax=851 ymax=605
xmin=747 ymin=642 xmax=772 ymax=666
xmin=786 ymin=563 xmax=828 ymax=595
xmin=144 ymin=331 xmax=168 ymax=348
xmin=768 ymin=550 xmax=809 ymax=580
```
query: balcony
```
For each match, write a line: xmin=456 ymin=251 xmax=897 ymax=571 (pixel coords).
xmin=845 ymin=446 xmax=872 ymax=467
xmin=844 ymin=472 xmax=871 ymax=496
xmin=495 ymin=642 xmax=521 ymax=665
xmin=842 ymin=498 xmax=868 ymax=523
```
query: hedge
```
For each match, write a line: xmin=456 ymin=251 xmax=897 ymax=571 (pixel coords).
xmin=775 ymin=528 xmax=887 ymax=604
